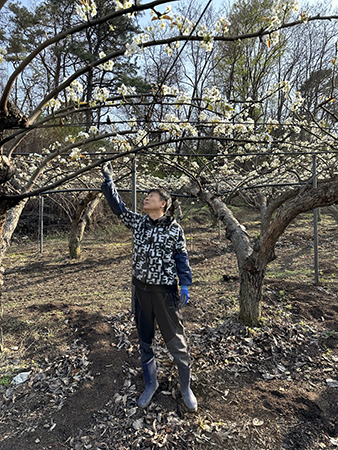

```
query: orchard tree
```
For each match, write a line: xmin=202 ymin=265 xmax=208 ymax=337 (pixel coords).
xmin=0 ymin=0 xmax=338 ymax=329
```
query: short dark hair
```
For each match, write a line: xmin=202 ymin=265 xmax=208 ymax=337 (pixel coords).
xmin=147 ymin=188 xmax=172 ymax=212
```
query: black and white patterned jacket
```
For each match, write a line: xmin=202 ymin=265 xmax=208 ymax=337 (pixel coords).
xmin=102 ymin=180 xmax=192 ymax=288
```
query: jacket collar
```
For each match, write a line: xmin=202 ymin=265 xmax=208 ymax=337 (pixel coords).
xmin=148 ymin=214 xmax=174 ymax=226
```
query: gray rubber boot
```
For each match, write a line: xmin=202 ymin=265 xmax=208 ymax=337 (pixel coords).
xmin=138 ymin=357 xmax=159 ymax=408
xmin=178 ymin=365 xmax=198 ymax=412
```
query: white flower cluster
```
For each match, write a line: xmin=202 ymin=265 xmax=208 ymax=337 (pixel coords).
xmin=134 ymin=33 xmax=151 ymax=45
xmin=176 ymin=91 xmax=192 ymax=106
xmin=98 ymin=52 xmax=114 ymax=71
xmin=180 ymin=121 xmax=198 ymax=136
xmin=45 ymin=98 xmax=62 ymax=111
xmin=113 ymin=0 xmax=133 ymax=10
xmin=65 ymin=135 xmax=76 ymax=143
xmin=131 ymin=10 xmax=230 ymax=57
xmin=117 ymin=84 xmax=136 ymax=96
xmin=76 ymin=0 xmax=97 ymax=21
xmin=66 ymin=79 xmax=84 ymax=104
xmin=263 ymin=1 xmax=300 ymax=48
xmin=267 ymin=0 xmax=299 ymax=32
xmin=197 ymin=24 xmax=214 ymax=52
xmin=125 ymin=41 xmax=141 ymax=57
xmin=164 ymin=44 xmax=174 ymax=56
xmin=77 ymin=131 xmax=90 ymax=140
xmin=0 ymin=47 xmax=6 ymax=64
xmin=110 ymin=134 xmax=132 ymax=152
xmin=265 ymin=31 xmax=280 ymax=49
xmin=88 ymin=125 xmax=99 ymax=134
xmin=132 ymin=130 xmax=149 ymax=147
xmin=135 ymin=170 xmax=188 ymax=193
xmin=267 ymin=118 xmax=279 ymax=133
xmin=159 ymin=114 xmax=197 ymax=137
xmin=215 ymin=17 xmax=231 ymax=35
xmin=93 ymin=86 xmax=110 ymax=103
xmin=69 ymin=147 xmax=83 ymax=161
xmin=200 ymin=87 xmax=233 ymax=117
xmin=213 ymin=120 xmax=232 ymax=136
xmin=124 ymin=31 xmax=154 ymax=58
xmin=166 ymin=13 xmax=195 ymax=36
xmin=280 ymin=80 xmax=291 ymax=95
xmin=202 ymin=86 xmax=222 ymax=104
xmin=159 ymin=114 xmax=181 ymax=136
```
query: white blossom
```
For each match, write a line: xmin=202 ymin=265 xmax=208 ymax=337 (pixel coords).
xmin=0 ymin=47 xmax=6 ymax=64
xmin=76 ymin=0 xmax=97 ymax=21
xmin=77 ymin=131 xmax=90 ymax=139
xmin=46 ymin=98 xmax=62 ymax=111
xmin=69 ymin=147 xmax=82 ymax=161
xmin=89 ymin=126 xmax=99 ymax=134
xmin=93 ymin=87 xmax=110 ymax=102
xmin=98 ymin=52 xmax=114 ymax=71
xmin=125 ymin=41 xmax=141 ymax=56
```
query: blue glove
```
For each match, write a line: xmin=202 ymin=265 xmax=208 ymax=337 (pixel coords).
xmin=179 ymin=285 xmax=190 ymax=308
xmin=101 ymin=162 xmax=114 ymax=181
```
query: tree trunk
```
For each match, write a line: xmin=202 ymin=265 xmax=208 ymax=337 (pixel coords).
xmin=68 ymin=192 xmax=101 ymax=259
xmin=0 ymin=199 xmax=28 ymax=264
xmin=238 ymin=255 xmax=266 ymax=326
xmin=0 ymin=199 xmax=28 ymax=351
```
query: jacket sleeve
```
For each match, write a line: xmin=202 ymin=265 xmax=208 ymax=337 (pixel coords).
xmin=101 ymin=179 xmax=143 ymax=230
xmin=101 ymin=180 xmax=126 ymax=215
xmin=174 ymin=226 xmax=192 ymax=286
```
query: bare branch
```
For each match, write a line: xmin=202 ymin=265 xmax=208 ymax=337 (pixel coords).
xmin=0 ymin=0 xmax=7 ymax=12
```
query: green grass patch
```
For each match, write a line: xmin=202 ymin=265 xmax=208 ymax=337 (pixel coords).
xmin=265 ymin=267 xmax=312 ymax=280
xmin=0 ymin=375 xmax=12 ymax=386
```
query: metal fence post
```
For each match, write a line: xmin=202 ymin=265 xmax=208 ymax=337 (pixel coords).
xmin=39 ymin=195 xmax=44 ymax=254
xmin=313 ymin=155 xmax=319 ymax=284
xmin=131 ymin=158 xmax=137 ymax=312
xmin=217 ymin=183 xmax=221 ymax=238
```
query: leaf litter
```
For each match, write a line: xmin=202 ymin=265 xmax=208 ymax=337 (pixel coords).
xmin=1 ymin=218 xmax=338 ymax=449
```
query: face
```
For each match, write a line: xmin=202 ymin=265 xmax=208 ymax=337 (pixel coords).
xmin=143 ymin=191 xmax=166 ymax=213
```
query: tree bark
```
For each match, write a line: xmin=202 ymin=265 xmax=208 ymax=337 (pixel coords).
xmin=0 ymin=200 xmax=28 ymax=351
xmin=0 ymin=199 xmax=28 ymax=267
xmin=327 ymin=205 xmax=338 ymax=221
xmin=238 ymin=254 xmax=266 ymax=325
xmin=68 ymin=192 xmax=102 ymax=259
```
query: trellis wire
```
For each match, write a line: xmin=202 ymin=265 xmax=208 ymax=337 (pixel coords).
xmin=37 ymin=154 xmax=323 ymax=285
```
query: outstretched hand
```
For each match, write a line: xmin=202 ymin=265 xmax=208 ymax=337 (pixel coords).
xmin=101 ymin=162 xmax=114 ymax=181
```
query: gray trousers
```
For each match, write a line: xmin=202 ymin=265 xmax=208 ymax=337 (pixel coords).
xmin=134 ymin=287 xmax=190 ymax=367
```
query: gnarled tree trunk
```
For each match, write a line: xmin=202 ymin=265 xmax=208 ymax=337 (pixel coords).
xmin=69 ymin=191 xmax=102 ymax=259
xmin=186 ymin=177 xmax=338 ymax=326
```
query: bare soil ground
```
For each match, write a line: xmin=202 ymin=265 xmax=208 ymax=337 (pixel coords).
xmin=1 ymin=209 xmax=338 ymax=449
